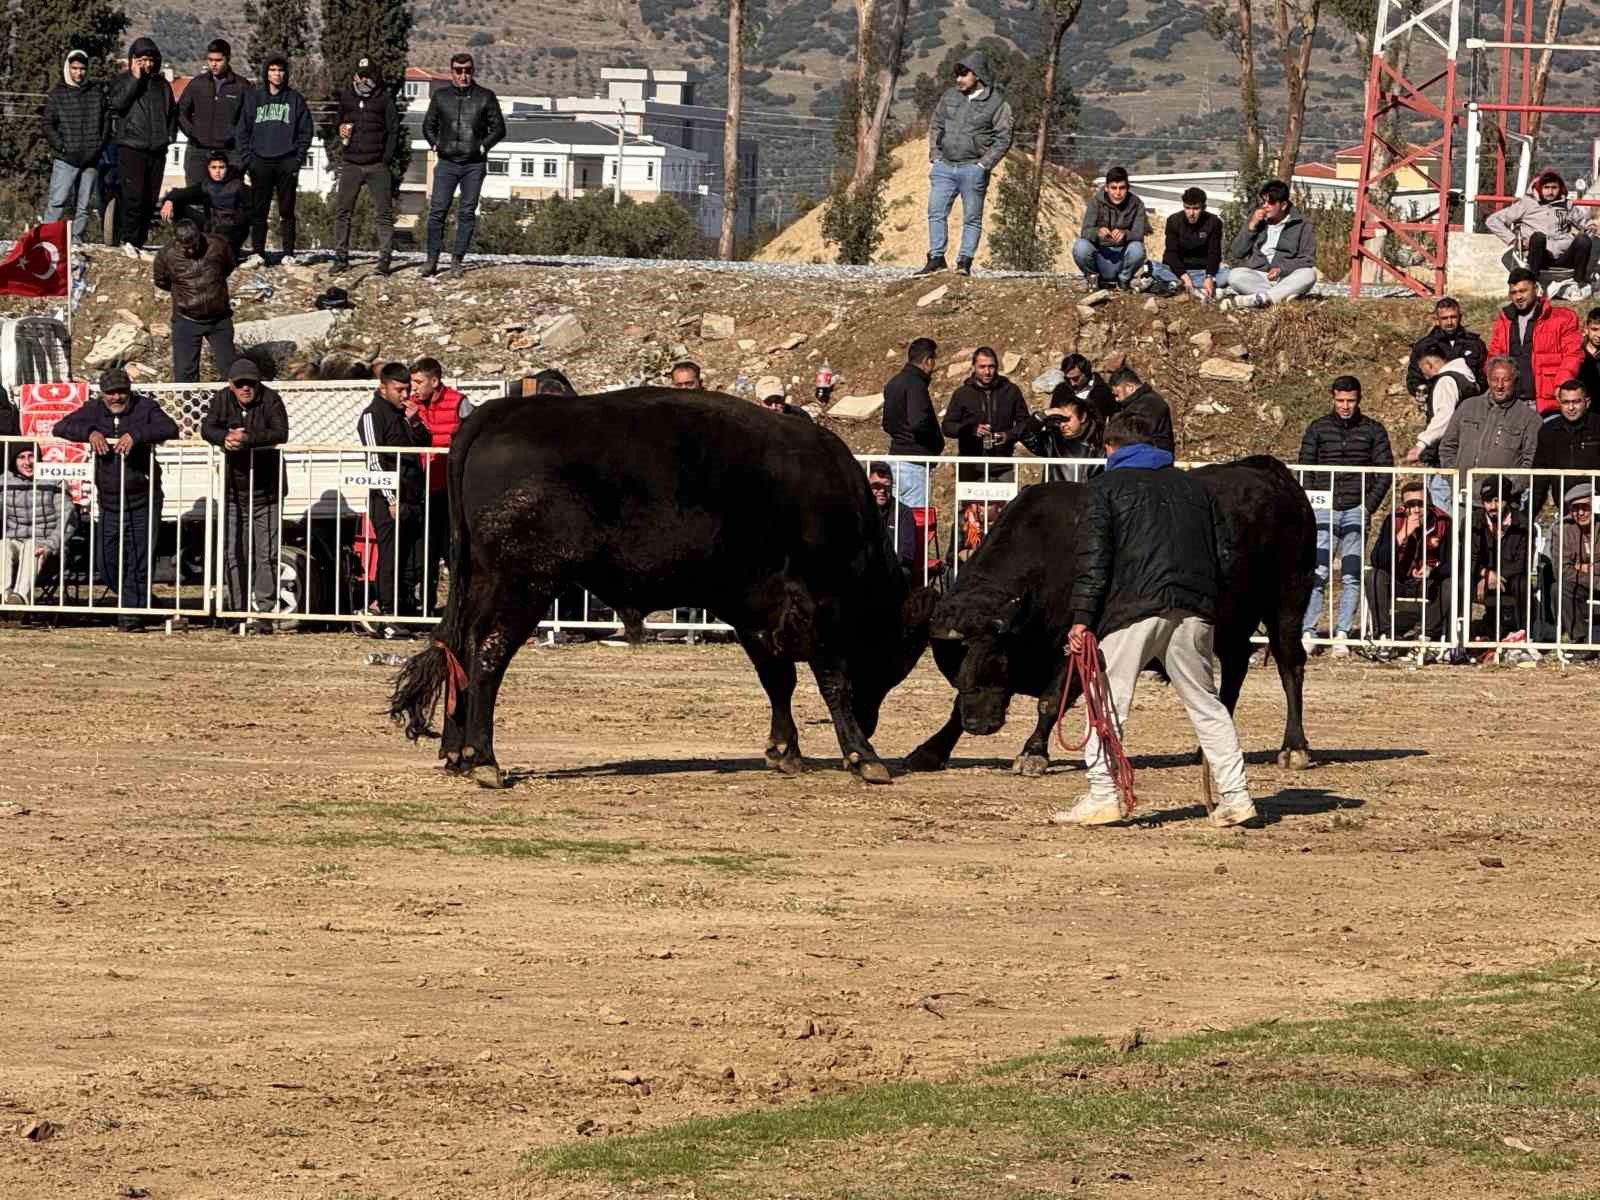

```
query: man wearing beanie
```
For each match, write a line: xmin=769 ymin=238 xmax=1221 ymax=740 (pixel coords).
xmin=51 ymin=369 xmax=179 ymax=628
xmin=201 ymin=358 xmax=289 ymax=626
xmin=237 ymin=50 xmax=313 ymax=266
xmin=106 ymin=37 xmax=176 ymax=252
xmin=331 ymin=54 xmax=400 ymax=276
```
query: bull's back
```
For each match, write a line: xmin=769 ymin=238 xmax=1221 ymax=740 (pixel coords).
xmin=1193 ymin=457 xmax=1317 ymax=628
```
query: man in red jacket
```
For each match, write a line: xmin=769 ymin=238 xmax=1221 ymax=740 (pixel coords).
xmin=408 ymin=356 xmax=462 ymax=617
xmin=1488 ymin=267 xmax=1583 ymax=419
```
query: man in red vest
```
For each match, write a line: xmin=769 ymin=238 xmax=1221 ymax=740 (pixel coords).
xmin=408 ymin=356 xmax=462 ymax=617
xmin=1487 ymin=267 xmax=1583 ymax=419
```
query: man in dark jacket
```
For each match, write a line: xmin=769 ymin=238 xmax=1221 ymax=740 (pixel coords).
xmin=1059 ymin=353 xmax=1117 ymax=424
xmin=1532 ymin=378 xmax=1600 ymax=515
xmin=106 ymin=36 xmax=176 ymax=251
xmin=1366 ymin=477 xmax=1451 ymax=644
xmin=1107 ymin=365 xmax=1174 ymax=454
xmin=1468 ymin=479 xmax=1531 ymax=640
xmin=237 ymin=51 xmax=313 ymax=266
xmin=880 ymin=336 xmax=941 ymax=506
xmin=1577 ymin=307 xmax=1600 ymax=403
xmin=1072 ymin=166 xmax=1151 ymax=289
xmin=358 ymin=362 xmax=433 ymax=637
xmin=51 ymin=368 xmax=179 ymax=628
xmin=1057 ymin=410 xmax=1255 ymax=829
xmin=942 ymin=347 xmax=1028 ymax=481
xmin=919 ymin=49 xmax=1013 ymax=277
xmin=200 ymin=357 xmax=288 ymax=621
xmin=867 ymin=461 xmax=927 ymax=580
xmin=1221 ymin=179 xmax=1317 ymax=310
xmin=1150 ymin=186 xmax=1226 ymax=301
xmin=43 ymin=50 xmax=107 ymax=243
xmin=1405 ymin=296 xmax=1488 ymax=395
xmin=1296 ymin=376 xmax=1394 ymax=650
xmin=421 ymin=51 xmax=507 ymax=277
xmin=1020 ymin=393 xmax=1101 ymax=482
xmin=177 ymin=39 xmax=248 ymax=184
xmin=160 ymin=151 xmax=252 ymax=255
xmin=331 ymin=55 xmax=400 ymax=275
xmin=153 ymin=219 xmax=237 ymax=382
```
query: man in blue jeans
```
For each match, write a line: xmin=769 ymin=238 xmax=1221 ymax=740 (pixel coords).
xmin=917 ymin=51 xmax=1013 ymax=278
xmin=421 ymin=52 xmax=506 ymax=277
xmin=1297 ymin=375 xmax=1395 ymax=655
xmin=1072 ymin=166 xmax=1151 ymax=289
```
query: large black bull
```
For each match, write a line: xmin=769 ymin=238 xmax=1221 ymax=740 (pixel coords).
xmin=390 ymin=388 xmax=934 ymax=787
xmin=903 ymin=455 xmax=1317 ymax=781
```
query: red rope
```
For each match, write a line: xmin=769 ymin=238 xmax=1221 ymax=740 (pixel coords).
xmin=436 ymin=640 xmax=468 ymax=718
xmin=1054 ymin=631 xmax=1138 ymax=819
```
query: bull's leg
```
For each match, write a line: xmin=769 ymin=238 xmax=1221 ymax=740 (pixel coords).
xmin=1264 ymin=604 xmax=1313 ymax=770
xmin=1016 ymin=659 xmax=1077 ymax=777
xmin=738 ymin=635 xmax=804 ymax=775
xmin=811 ymin=659 xmax=892 ymax=784
xmin=903 ymin=699 xmax=963 ymax=772
xmin=458 ymin=591 xmax=542 ymax=789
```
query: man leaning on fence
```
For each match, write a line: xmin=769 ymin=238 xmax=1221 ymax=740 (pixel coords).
xmin=202 ymin=358 xmax=287 ymax=628
xmin=1298 ymin=376 xmax=1393 ymax=656
xmin=358 ymin=362 xmax=432 ymax=639
xmin=51 ymin=368 xmax=179 ymax=631
xmin=42 ymin=49 xmax=107 ymax=245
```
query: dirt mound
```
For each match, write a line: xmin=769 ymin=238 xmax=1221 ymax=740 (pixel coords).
xmin=755 ymin=136 xmax=1139 ymax=271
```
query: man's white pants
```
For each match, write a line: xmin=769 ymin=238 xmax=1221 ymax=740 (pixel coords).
xmin=1226 ymin=265 xmax=1316 ymax=304
xmin=1084 ymin=610 xmax=1249 ymax=802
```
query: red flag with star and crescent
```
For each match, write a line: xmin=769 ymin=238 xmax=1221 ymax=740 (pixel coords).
xmin=0 ymin=221 xmax=68 ymax=298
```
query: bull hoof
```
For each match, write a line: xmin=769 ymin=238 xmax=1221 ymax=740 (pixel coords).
xmin=442 ymin=753 xmax=471 ymax=776
xmin=856 ymin=760 xmax=893 ymax=785
xmin=471 ymin=763 xmax=508 ymax=790
xmin=1012 ymin=754 xmax=1050 ymax=777
xmin=1277 ymin=748 xmax=1313 ymax=771
xmin=901 ymin=744 xmax=948 ymax=773
xmin=766 ymin=748 xmax=806 ymax=776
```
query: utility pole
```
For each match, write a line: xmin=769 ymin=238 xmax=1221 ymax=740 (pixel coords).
xmin=614 ymin=102 xmax=625 ymax=206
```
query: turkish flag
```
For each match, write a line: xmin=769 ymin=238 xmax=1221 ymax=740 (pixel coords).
xmin=0 ymin=221 xmax=68 ymax=298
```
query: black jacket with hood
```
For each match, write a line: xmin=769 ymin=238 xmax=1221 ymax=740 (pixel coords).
xmin=178 ymin=65 xmax=249 ymax=151
xmin=237 ymin=55 xmax=314 ymax=164
xmin=51 ymin=393 xmax=180 ymax=506
xmin=423 ymin=80 xmax=507 ymax=164
xmin=106 ymin=37 xmax=176 ymax=153
xmin=337 ymin=79 xmax=400 ymax=166
xmin=1406 ymin=325 xmax=1489 ymax=394
xmin=1117 ymin=383 xmax=1175 ymax=455
xmin=45 ymin=53 xmax=109 ymax=168
xmin=927 ymin=51 xmax=1014 ymax=170
xmin=881 ymin=361 xmax=942 ymax=456
xmin=942 ymin=373 xmax=1029 ymax=479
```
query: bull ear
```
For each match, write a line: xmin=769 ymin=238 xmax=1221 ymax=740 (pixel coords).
xmin=901 ymin=584 xmax=938 ymax=630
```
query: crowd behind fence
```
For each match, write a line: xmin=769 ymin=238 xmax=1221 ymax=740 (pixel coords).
xmin=4 ymin=435 xmax=1600 ymax=659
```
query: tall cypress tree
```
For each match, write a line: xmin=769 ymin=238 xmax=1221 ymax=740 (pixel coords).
xmin=319 ymin=0 xmax=413 ymax=185
xmin=241 ymin=0 xmax=313 ymax=79
xmin=0 ymin=1 xmax=128 ymax=213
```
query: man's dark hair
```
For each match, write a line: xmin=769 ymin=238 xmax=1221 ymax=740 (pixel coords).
xmin=1060 ymin=352 xmax=1092 ymax=377
xmin=1559 ymin=378 xmax=1588 ymax=397
xmin=971 ymin=345 xmax=998 ymax=365
xmin=1181 ymin=186 xmax=1207 ymax=207
xmin=173 ymin=218 xmax=200 ymax=247
xmin=867 ymin=460 xmax=892 ymax=478
xmin=907 ymin=336 xmax=937 ymax=366
xmin=1105 ymin=166 xmax=1129 ymax=184
xmin=1587 ymin=307 xmax=1600 ymax=324
xmin=1104 ymin=411 xmax=1153 ymax=447
xmin=1507 ymin=266 xmax=1538 ymax=287
xmin=1050 ymin=394 xmax=1092 ymax=421
xmin=1259 ymin=179 xmax=1291 ymax=205
xmin=1435 ymin=295 xmax=1460 ymax=312
xmin=1107 ymin=365 xmax=1142 ymax=390
xmin=1400 ymin=478 xmax=1425 ymax=496
xmin=450 ymin=51 xmax=474 ymax=68
xmin=207 ymin=149 xmax=228 ymax=165
xmin=379 ymin=361 xmax=409 ymax=385
xmin=410 ymin=356 xmax=443 ymax=379
xmin=670 ymin=360 xmax=702 ymax=383
xmin=1330 ymin=375 xmax=1362 ymax=397
xmin=207 ymin=38 xmax=231 ymax=57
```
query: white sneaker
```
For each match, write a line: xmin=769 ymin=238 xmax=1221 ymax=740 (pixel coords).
xmin=241 ymin=253 xmax=266 ymax=268
xmin=121 ymin=242 xmax=140 ymax=259
xmin=1248 ymin=292 xmax=1270 ymax=309
xmin=1051 ymin=792 xmax=1125 ymax=826
xmin=280 ymin=254 xmax=298 ymax=267
xmin=1209 ymin=794 xmax=1258 ymax=827
xmin=1330 ymin=631 xmax=1351 ymax=658
xmin=1217 ymin=296 xmax=1236 ymax=312
xmin=1301 ymin=632 xmax=1317 ymax=657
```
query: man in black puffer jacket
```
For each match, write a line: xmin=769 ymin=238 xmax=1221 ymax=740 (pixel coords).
xmin=177 ymin=38 xmax=249 ymax=184
xmin=106 ymin=36 xmax=176 ymax=250
xmin=1532 ymin=378 xmax=1600 ymax=515
xmin=421 ymin=51 xmax=506 ymax=277
xmin=331 ymin=55 xmax=400 ymax=275
xmin=43 ymin=50 xmax=108 ymax=243
xmin=1057 ymin=410 xmax=1256 ymax=830
xmin=1296 ymin=375 xmax=1394 ymax=647
xmin=358 ymin=362 xmax=434 ymax=637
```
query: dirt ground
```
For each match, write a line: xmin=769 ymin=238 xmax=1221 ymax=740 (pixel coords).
xmin=3 ymin=628 xmax=1598 ymax=1199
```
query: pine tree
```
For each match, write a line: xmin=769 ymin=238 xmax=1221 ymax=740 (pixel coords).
xmin=0 ymin=0 xmax=128 ymax=215
xmin=319 ymin=0 xmax=413 ymax=182
xmin=241 ymin=0 xmax=313 ymax=79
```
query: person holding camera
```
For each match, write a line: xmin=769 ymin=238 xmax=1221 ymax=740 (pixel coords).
xmin=357 ymin=362 xmax=433 ymax=639
xmin=1021 ymin=393 xmax=1102 ymax=482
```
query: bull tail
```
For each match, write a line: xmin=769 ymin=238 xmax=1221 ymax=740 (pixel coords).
xmin=390 ymin=410 xmax=481 ymax=742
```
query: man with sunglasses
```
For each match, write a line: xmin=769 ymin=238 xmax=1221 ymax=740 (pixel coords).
xmin=201 ymin=358 xmax=288 ymax=626
xmin=919 ymin=51 xmax=1013 ymax=277
xmin=52 ymin=368 xmax=179 ymax=630
xmin=421 ymin=52 xmax=506 ymax=278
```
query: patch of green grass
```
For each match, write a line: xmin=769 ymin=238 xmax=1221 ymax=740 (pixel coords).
xmin=660 ymin=849 xmax=788 ymax=875
xmin=283 ymin=798 xmax=548 ymax=828
xmin=299 ymin=828 xmax=638 ymax=862
xmin=530 ymin=961 xmax=1600 ymax=1193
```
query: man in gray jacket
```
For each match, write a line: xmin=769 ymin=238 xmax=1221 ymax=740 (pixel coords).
xmin=1486 ymin=168 xmax=1593 ymax=299
xmin=1220 ymin=178 xmax=1317 ymax=310
xmin=1439 ymin=355 xmax=1541 ymax=512
xmin=918 ymin=50 xmax=1013 ymax=278
xmin=1072 ymin=165 xmax=1151 ymax=289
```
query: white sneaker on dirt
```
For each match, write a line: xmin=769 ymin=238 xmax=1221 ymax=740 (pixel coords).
xmin=1209 ymin=794 xmax=1259 ymax=828
xmin=1330 ymin=632 xmax=1351 ymax=658
xmin=1052 ymin=792 xmax=1125 ymax=827
xmin=121 ymin=242 xmax=140 ymax=259
xmin=280 ymin=254 xmax=298 ymax=267
xmin=1301 ymin=632 xmax=1317 ymax=657
xmin=241 ymin=253 xmax=266 ymax=268
xmin=1247 ymin=292 xmax=1270 ymax=309
xmin=1217 ymin=296 xmax=1236 ymax=312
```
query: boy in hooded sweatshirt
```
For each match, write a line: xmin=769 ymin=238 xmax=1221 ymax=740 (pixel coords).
xmin=43 ymin=49 xmax=108 ymax=243
xmin=236 ymin=51 xmax=313 ymax=266
xmin=1486 ymin=168 xmax=1596 ymax=299
xmin=106 ymin=37 xmax=176 ymax=251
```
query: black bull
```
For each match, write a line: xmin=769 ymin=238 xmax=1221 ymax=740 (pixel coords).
xmin=903 ymin=456 xmax=1317 ymax=780
xmin=389 ymin=388 xmax=934 ymax=787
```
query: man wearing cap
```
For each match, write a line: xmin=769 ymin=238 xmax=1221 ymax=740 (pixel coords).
xmin=1555 ymin=481 xmax=1599 ymax=647
xmin=754 ymin=377 xmax=811 ymax=419
xmin=177 ymin=39 xmax=248 ymax=185
xmin=153 ymin=217 xmax=237 ymax=383
xmin=331 ymin=54 xmax=400 ymax=276
xmin=919 ymin=49 xmax=1013 ymax=278
xmin=236 ymin=50 xmax=313 ymax=267
xmin=1467 ymin=478 xmax=1531 ymax=643
xmin=201 ymin=359 xmax=288 ymax=625
xmin=51 ymin=369 xmax=179 ymax=629
xmin=42 ymin=49 xmax=108 ymax=244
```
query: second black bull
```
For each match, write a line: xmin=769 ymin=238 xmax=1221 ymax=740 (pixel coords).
xmin=903 ymin=455 xmax=1317 ymax=776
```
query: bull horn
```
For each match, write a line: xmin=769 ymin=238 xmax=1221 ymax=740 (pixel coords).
xmin=935 ymin=627 xmax=965 ymax=641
